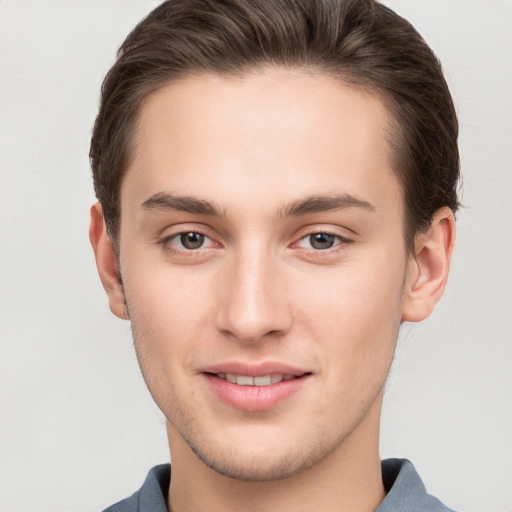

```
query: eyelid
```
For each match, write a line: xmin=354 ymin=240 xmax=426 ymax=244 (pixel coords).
xmin=157 ymin=223 xmax=217 ymax=241
xmin=156 ymin=223 xmax=354 ymax=254
xmin=158 ymin=224 xmax=222 ymax=253
xmin=297 ymin=233 xmax=348 ymax=249
xmin=292 ymin=225 xmax=354 ymax=243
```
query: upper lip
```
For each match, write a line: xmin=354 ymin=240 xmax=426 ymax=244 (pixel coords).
xmin=201 ymin=361 xmax=311 ymax=377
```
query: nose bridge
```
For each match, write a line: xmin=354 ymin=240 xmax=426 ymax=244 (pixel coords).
xmin=216 ymin=238 xmax=290 ymax=343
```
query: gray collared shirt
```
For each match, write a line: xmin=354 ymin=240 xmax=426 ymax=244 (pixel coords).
xmin=103 ymin=458 xmax=457 ymax=511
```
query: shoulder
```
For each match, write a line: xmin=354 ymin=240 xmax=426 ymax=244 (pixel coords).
xmin=102 ymin=460 xmax=459 ymax=512
xmin=102 ymin=464 xmax=170 ymax=512
xmin=378 ymin=458 xmax=458 ymax=512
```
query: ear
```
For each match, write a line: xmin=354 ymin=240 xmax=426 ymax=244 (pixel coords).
xmin=401 ymin=207 xmax=456 ymax=322
xmin=89 ymin=203 xmax=129 ymax=320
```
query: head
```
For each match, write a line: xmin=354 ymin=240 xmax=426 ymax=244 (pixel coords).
xmin=90 ymin=0 xmax=459 ymax=253
xmin=90 ymin=0 xmax=459 ymax=482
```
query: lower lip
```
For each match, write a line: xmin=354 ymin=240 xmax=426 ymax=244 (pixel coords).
xmin=203 ymin=374 xmax=309 ymax=412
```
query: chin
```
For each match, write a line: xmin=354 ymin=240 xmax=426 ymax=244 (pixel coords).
xmin=178 ymin=422 xmax=339 ymax=482
xmin=192 ymin=444 xmax=319 ymax=481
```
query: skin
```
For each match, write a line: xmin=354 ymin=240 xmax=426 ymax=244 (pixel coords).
xmin=90 ymin=69 xmax=455 ymax=512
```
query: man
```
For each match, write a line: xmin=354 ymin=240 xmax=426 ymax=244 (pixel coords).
xmin=89 ymin=1 xmax=459 ymax=510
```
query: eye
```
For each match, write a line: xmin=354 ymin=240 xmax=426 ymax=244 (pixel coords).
xmin=165 ymin=231 xmax=210 ymax=251
xmin=297 ymin=232 xmax=347 ymax=250
xmin=309 ymin=233 xmax=336 ymax=250
xmin=179 ymin=232 xmax=205 ymax=249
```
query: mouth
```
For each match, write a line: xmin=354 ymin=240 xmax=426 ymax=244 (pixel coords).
xmin=206 ymin=372 xmax=303 ymax=386
xmin=202 ymin=366 xmax=312 ymax=412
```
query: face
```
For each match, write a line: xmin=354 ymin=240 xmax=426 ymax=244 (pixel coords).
xmin=115 ymin=69 xmax=409 ymax=480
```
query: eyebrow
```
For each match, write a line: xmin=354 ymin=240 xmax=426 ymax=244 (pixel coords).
xmin=278 ymin=194 xmax=375 ymax=219
xmin=141 ymin=191 xmax=375 ymax=219
xmin=142 ymin=192 xmax=226 ymax=217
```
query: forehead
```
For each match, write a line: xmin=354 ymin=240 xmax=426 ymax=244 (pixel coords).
xmin=123 ymin=68 xmax=402 ymax=219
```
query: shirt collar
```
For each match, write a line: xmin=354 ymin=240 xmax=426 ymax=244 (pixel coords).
xmin=377 ymin=458 xmax=455 ymax=511
xmin=107 ymin=458 xmax=455 ymax=512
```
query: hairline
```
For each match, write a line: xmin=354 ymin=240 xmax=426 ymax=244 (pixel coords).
xmin=108 ymin=65 xmax=414 ymax=252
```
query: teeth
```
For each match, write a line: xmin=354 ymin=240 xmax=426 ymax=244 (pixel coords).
xmin=254 ymin=375 xmax=271 ymax=386
xmin=219 ymin=373 xmax=291 ymax=386
xmin=237 ymin=375 xmax=254 ymax=386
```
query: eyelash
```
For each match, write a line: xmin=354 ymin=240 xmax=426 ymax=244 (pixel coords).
xmin=160 ymin=231 xmax=216 ymax=254
xmin=295 ymin=231 xmax=352 ymax=252
xmin=159 ymin=229 xmax=353 ymax=255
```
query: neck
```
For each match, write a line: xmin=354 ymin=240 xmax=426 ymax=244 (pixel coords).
xmin=166 ymin=396 xmax=385 ymax=512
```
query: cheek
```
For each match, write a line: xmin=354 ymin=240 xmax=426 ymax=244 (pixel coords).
xmin=292 ymin=254 xmax=405 ymax=377
xmin=123 ymin=267 xmax=213 ymax=416
xmin=122 ymin=260 xmax=215 ymax=375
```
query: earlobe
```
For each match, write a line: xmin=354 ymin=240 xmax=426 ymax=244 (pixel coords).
xmin=89 ymin=203 xmax=130 ymax=320
xmin=401 ymin=207 xmax=456 ymax=322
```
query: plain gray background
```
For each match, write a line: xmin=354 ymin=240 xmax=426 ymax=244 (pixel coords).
xmin=1 ymin=1 xmax=511 ymax=511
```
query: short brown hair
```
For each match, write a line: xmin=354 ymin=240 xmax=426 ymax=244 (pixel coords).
xmin=90 ymin=0 xmax=460 ymax=251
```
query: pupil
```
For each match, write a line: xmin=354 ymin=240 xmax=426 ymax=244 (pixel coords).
xmin=310 ymin=233 xmax=335 ymax=250
xmin=181 ymin=232 xmax=204 ymax=249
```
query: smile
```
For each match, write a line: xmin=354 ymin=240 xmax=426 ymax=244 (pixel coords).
xmin=213 ymin=373 xmax=297 ymax=386
xmin=203 ymin=368 xmax=311 ymax=412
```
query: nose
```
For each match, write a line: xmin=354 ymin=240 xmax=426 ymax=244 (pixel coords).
xmin=215 ymin=244 xmax=292 ymax=344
